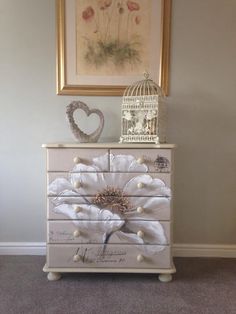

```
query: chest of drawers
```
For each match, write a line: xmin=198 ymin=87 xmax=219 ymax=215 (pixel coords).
xmin=42 ymin=143 xmax=176 ymax=282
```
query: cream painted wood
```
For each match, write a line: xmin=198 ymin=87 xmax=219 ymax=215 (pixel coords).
xmin=47 ymin=172 xmax=171 ymax=197
xmin=110 ymin=149 xmax=172 ymax=173
xmin=47 ymin=244 xmax=171 ymax=269
xmin=43 ymin=143 xmax=176 ymax=149
xmin=47 ymin=272 xmax=62 ymax=281
xmin=43 ymin=264 xmax=176 ymax=274
xmin=47 ymin=148 xmax=109 ymax=172
xmin=47 ymin=221 xmax=171 ymax=244
xmin=47 ymin=196 xmax=171 ymax=220
xmin=43 ymin=143 xmax=175 ymax=281
xmin=158 ymin=274 xmax=172 ymax=282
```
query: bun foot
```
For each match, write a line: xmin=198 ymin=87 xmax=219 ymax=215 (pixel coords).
xmin=158 ymin=274 xmax=172 ymax=282
xmin=47 ymin=272 xmax=61 ymax=281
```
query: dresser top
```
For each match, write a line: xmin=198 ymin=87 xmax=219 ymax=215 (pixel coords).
xmin=42 ymin=142 xmax=176 ymax=149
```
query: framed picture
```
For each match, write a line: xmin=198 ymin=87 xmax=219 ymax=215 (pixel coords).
xmin=56 ymin=0 xmax=171 ymax=96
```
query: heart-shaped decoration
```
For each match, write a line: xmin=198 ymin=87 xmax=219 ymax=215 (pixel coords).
xmin=66 ymin=101 xmax=104 ymax=143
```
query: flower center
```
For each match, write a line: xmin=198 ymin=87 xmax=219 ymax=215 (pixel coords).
xmin=92 ymin=187 xmax=131 ymax=214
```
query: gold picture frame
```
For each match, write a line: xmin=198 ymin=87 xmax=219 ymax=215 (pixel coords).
xmin=56 ymin=0 xmax=171 ymax=96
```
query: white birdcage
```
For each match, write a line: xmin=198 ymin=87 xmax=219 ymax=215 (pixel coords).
xmin=119 ymin=73 xmax=167 ymax=144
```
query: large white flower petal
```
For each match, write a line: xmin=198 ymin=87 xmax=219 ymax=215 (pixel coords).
xmin=110 ymin=154 xmax=148 ymax=173
xmin=53 ymin=204 xmax=78 ymax=220
xmin=109 ymin=230 xmax=143 ymax=244
xmin=109 ymin=231 xmax=166 ymax=256
xmin=125 ymin=197 xmax=171 ymax=220
xmin=129 ymin=196 xmax=170 ymax=209
xmin=123 ymin=174 xmax=171 ymax=197
xmin=97 ymin=208 xmax=121 ymax=220
xmin=136 ymin=244 xmax=166 ymax=256
xmin=73 ymin=219 xmax=125 ymax=235
xmin=53 ymin=203 xmax=121 ymax=221
xmin=125 ymin=220 xmax=168 ymax=245
xmin=110 ymin=154 xmax=135 ymax=172
xmin=103 ymin=172 xmax=128 ymax=190
xmin=128 ymin=160 xmax=148 ymax=172
xmin=72 ymin=164 xmax=99 ymax=172
xmin=92 ymin=153 xmax=109 ymax=171
xmin=69 ymin=172 xmax=106 ymax=195
xmin=75 ymin=205 xmax=121 ymax=221
xmin=110 ymin=230 xmax=144 ymax=244
xmin=48 ymin=178 xmax=74 ymax=196
xmin=51 ymin=192 xmax=88 ymax=207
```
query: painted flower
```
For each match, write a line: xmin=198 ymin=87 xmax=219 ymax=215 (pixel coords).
xmin=126 ymin=0 xmax=140 ymax=11
xmin=48 ymin=154 xmax=171 ymax=255
xmin=82 ymin=6 xmax=95 ymax=21
xmin=119 ymin=7 xmax=124 ymax=14
xmin=98 ymin=0 xmax=112 ymax=10
xmin=135 ymin=15 xmax=141 ymax=25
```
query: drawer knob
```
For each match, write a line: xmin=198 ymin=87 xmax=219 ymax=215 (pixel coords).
xmin=137 ymin=254 xmax=144 ymax=262
xmin=73 ymin=254 xmax=81 ymax=262
xmin=74 ymin=206 xmax=82 ymax=213
xmin=74 ymin=181 xmax=82 ymax=189
xmin=73 ymin=229 xmax=81 ymax=237
xmin=137 ymin=230 xmax=144 ymax=238
xmin=137 ymin=206 xmax=144 ymax=213
xmin=137 ymin=182 xmax=144 ymax=189
xmin=137 ymin=157 xmax=145 ymax=164
xmin=73 ymin=157 xmax=81 ymax=164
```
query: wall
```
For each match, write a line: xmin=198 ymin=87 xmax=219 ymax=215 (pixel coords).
xmin=0 ymin=0 xmax=236 ymax=247
xmin=169 ymin=0 xmax=236 ymax=245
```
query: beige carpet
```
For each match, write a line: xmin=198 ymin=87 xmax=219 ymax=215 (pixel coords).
xmin=0 ymin=256 xmax=235 ymax=314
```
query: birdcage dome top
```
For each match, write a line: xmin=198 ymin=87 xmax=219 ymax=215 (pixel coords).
xmin=123 ymin=73 xmax=163 ymax=97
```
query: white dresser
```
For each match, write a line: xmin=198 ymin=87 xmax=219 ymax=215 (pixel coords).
xmin=42 ymin=143 xmax=176 ymax=282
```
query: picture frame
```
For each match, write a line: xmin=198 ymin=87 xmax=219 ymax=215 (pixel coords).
xmin=56 ymin=0 xmax=171 ymax=96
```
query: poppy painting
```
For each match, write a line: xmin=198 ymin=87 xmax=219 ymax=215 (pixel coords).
xmin=77 ymin=0 xmax=150 ymax=76
xmin=56 ymin=0 xmax=171 ymax=95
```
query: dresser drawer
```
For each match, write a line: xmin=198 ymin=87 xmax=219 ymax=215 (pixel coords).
xmin=47 ymin=196 xmax=171 ymax=220
xmin=48 ymin=220 xmax=170 ymax=245
xmin=47 ymin=148 xmax=109 ymax=172
xmin=47 ymin=244 xmax=171 ymax=269
xmin=110 ymin=149 xmax=172 ymax=173
xmin=47 ymin=172 xmax=171 ymax=197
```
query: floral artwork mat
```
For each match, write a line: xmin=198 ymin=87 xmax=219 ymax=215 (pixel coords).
xmin=56 ymin=0 xmax=171 ymax=95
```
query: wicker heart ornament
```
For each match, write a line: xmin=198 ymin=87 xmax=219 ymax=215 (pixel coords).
xmin=66 ymin=101 xmax=104 ymax=143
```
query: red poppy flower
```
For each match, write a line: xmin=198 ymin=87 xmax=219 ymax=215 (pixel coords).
xmin=82 ymin=6 xmax=95 ymax=21
xmin=126 ymin=0 xmax=140 ymax=11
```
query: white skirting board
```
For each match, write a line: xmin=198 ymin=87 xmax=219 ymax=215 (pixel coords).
xmin=0 ymin=243 xmax=46 ymax=255
xmin=0 ymin=243 xmax=236 ymax=258
xmin=173 ymin=244 xmax=236 ymax=258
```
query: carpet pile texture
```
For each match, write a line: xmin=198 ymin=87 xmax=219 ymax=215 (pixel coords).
xmin=0 ymin=256 xmax=235 ymax=314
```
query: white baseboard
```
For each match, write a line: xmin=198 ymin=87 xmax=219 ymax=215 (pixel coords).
xmin=0 ymin=242 xmax=236 ymax=258
xmin=0 ymin=242 xmax=46 ymax=255
xmin=173 ymin=243 xmax=236 ymax=258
